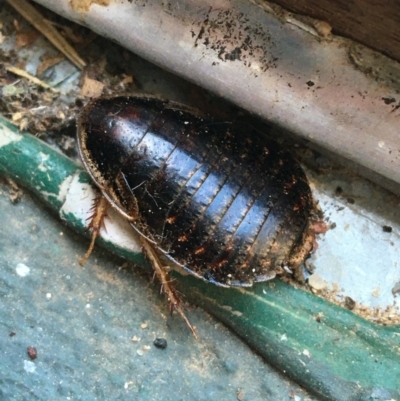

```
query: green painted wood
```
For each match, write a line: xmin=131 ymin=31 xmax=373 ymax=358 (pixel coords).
xmin=0 ymin=117 xmax=399 ymax=401
xmin=0 ymin=118 xmax=78 ymax=212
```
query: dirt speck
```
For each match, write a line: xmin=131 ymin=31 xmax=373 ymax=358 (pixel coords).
xmin=382 ymin=225 xmax=392 ymax=233
xmin=153 ymin=338 xmax=167 ymax=349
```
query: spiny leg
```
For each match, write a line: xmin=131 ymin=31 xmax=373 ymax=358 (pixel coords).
xmin=79 ymin=190 xmax=197 ymax=338
xmin=140 ymin=236 xmax=197 ymax=339
xmin=79 ymin=194 xmax=109 ymax=266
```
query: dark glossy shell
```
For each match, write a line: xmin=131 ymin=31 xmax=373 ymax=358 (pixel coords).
xmin=77 ymin=95 xmax=315 ymax=287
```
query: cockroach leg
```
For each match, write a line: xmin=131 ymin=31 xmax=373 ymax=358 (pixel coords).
xmin=140 ymin=236 xmax=198 ymax=339
xmin=78 ymin=192 xmax=197 ymax=338
xmin=79 ymin=194 xmax=109 ymax=266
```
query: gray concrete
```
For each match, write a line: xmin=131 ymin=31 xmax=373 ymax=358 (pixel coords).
xmin=0 ymin=181 xmax=318 ymax=401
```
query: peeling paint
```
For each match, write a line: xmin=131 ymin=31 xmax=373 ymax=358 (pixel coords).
xmin=37 ymin=152 xmax=50 ymax=172
xmin=60 ymin=173 xmax=141 ymax=254
xmin=0 ymin=123 xmax=23 ymax=148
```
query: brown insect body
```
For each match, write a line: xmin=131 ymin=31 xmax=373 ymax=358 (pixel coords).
xmin=77 ymin=95 xmax=315 ymax=288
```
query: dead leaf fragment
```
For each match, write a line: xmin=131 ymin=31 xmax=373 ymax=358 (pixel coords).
xmin=372 ymin=287 xmax=380 ymax=298
xmin=37 ymin=54 xmax=65 ymax=76
xmin=4 ymin=177 xmax=23 ymax=204
xmin=15 ymin=29 xmax=40 ymax=49
xmin=121 ymin=75 xmax=133 ymax=85
xmin=80 ymin=77 xmax=104 ymax=98
xmin=11 ymin=111 xmax=24 ymax=121
xmin=18 ymin=118 xmax=29 ymax=131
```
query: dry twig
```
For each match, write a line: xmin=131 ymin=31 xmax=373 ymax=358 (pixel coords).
xmin=5 ymin=0 xmax=86 ymax=69
xmin=5 ymin=64 xmax=59 ymax=92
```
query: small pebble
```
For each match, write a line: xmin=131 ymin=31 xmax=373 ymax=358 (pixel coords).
xmin=23 ymin=360 xmax=36 ymax=373
xmin=153 ymin=338 xmax=167 ymax=349
xmin=308 ymin=273 xmax=327 ymax=291
xmin=16 ymin=263 xmax=30 ymax=277
xmin=312 ymin=20 xmax=332 ymax=37
xmin=27 ymin=346 xmax=37 ymax=360
xmin=313 ymin=221 xmax=329 ymax=234
xmin=237 ymin=388 xmax=245 ymax=401
xmin=344 ymin=296 xmax=356 ymax=310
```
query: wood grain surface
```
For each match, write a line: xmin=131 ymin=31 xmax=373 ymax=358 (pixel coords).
xmin=271 ymin=0 xmax=400 ymax=62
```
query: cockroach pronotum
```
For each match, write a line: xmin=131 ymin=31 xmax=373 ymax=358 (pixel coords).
xmin=77 ymin=95 xmax=316 ymax=337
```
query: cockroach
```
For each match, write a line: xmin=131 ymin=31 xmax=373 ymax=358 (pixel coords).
xmin=77 ymin=95 xmax=316 ymax=337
